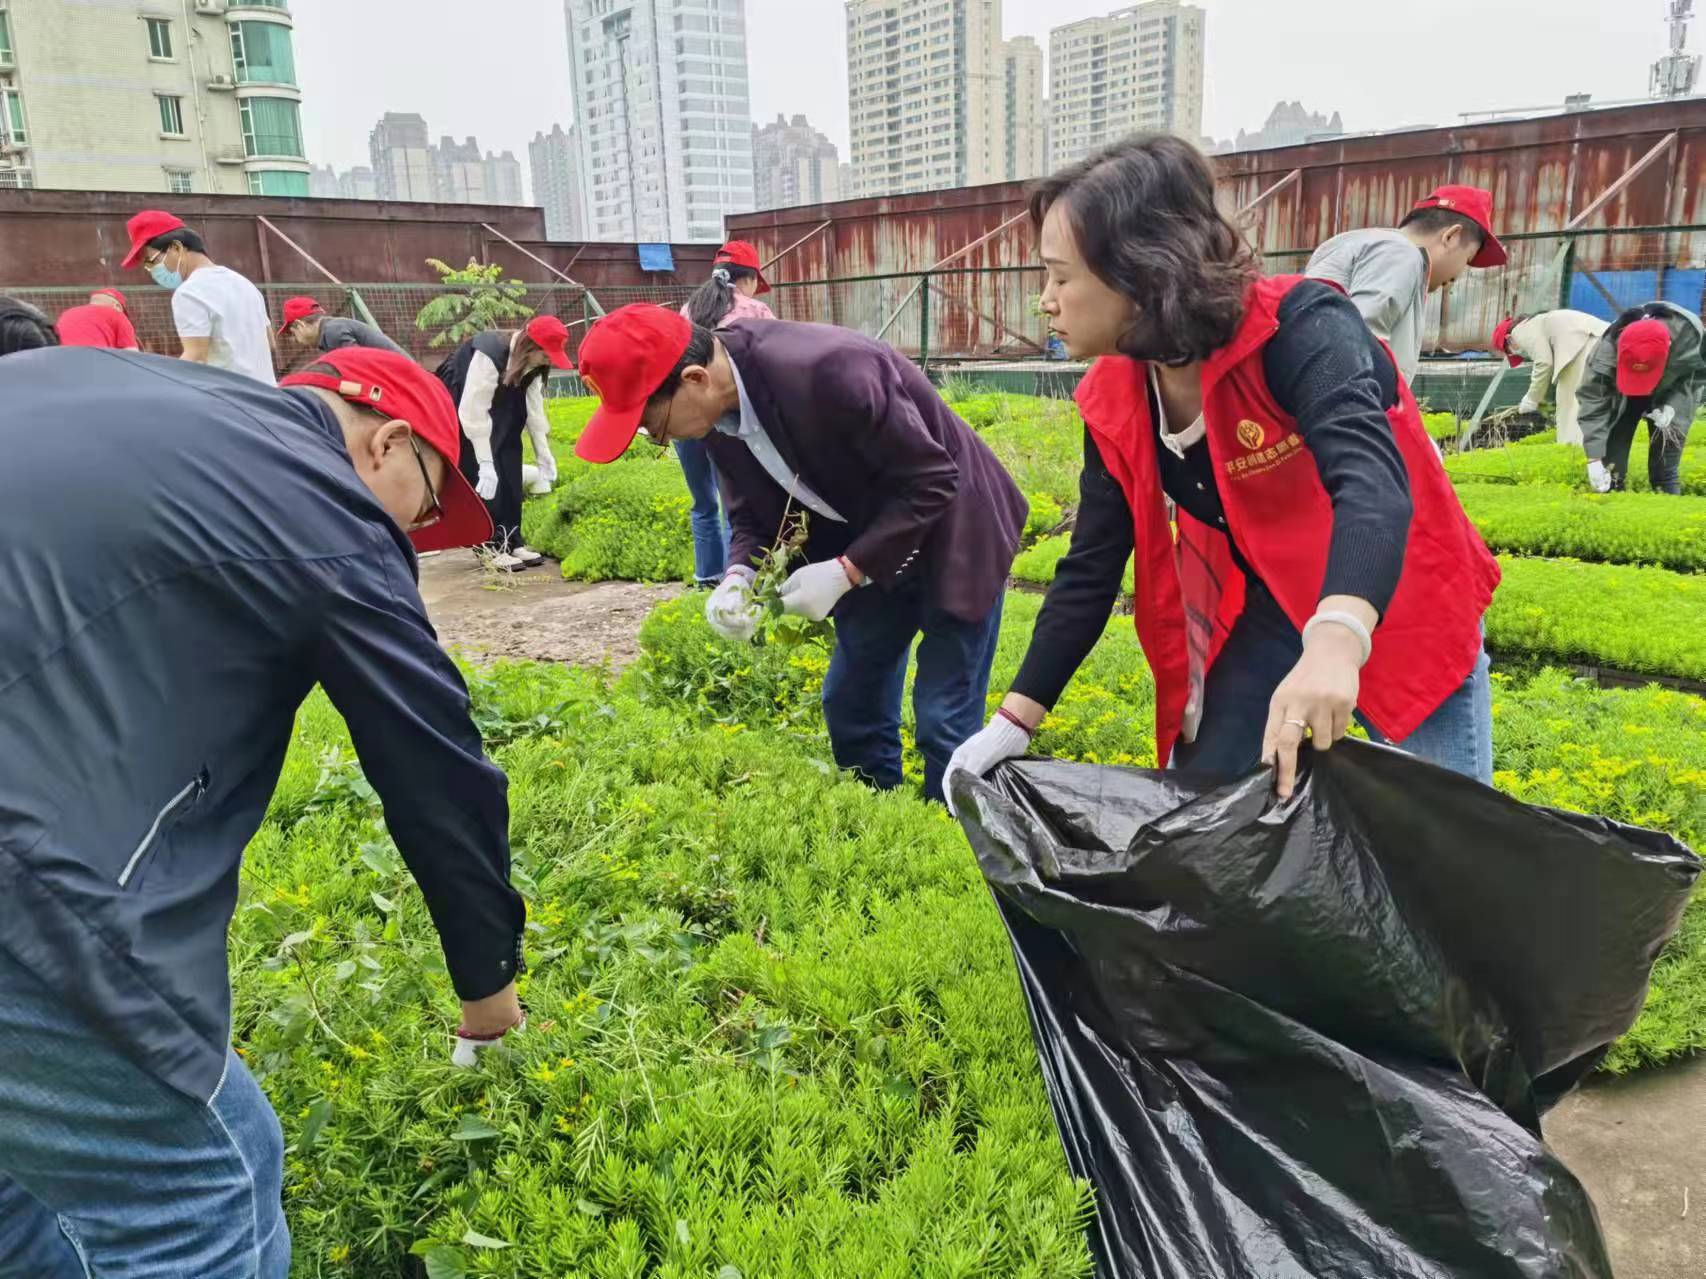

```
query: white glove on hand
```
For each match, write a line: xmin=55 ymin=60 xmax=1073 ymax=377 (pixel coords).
xmin=778 ymin=559 xmax=856 ymax=622
xmin=475 ymin=462 xmax=500 ymax=501
xmin=944 ymin=715 xmax=1033 ymax=817
xmin=534 ymin=451 xmax=558 ymax=487
xmin=1518 ymin=396 xmax=1539 ymax=415
xmin=450 ymin=1015 xmax=525 ymax=1068
xmin=706 ymin=569 xmax=760 ymax=643
xmin=1650 ymin=405 xmax=1678 ymax=433
xmin=1587 ymin=459 xmax=1612 ymax=493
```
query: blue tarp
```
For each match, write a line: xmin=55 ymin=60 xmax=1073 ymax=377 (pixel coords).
xmin=1570 ymin=270 xmax=1659 ymax=321
xmin=638 ymin=243 xmax=676 ymax=272
xmin=1662 ymin=268 xmax=1706 ymax=315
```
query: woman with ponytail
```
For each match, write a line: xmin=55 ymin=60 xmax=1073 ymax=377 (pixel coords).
xmin=676 ymin=241 xmax=777 ymax=585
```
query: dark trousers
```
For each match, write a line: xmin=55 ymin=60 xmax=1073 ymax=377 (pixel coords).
xmin=458 ymin=416 xmax=525 ymax=550
xmin=1604 ymin=396 xmax=1685 ymax=495
xmin=822 ymin=580 xmax=1004 ymax=804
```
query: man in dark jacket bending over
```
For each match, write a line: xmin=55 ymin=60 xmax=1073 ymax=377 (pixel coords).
xmin=574 ymin=305 xmax=1027 ymax=803
xmin=0 ymin=346 xmax=526 ymax=1277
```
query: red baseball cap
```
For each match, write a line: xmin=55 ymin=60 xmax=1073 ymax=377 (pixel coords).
xmin=573 ymin=305 xmax=693 ymax=464
xmin=122 ymin=209 xmax=188 ymax=269
xmin=93 ymin=288 xmax=128 ymax=313
xmin=278 ymin=296 xmax=325 ymax=338
xmin=525 ymin=314 xmax=574 ymax=369
xmin=1617 ymin=318 xmax=1672 ymax=397
xmin=1411 ymin=186 xmax=1507 ymax=268
xmin=1490 ymin=316 xmax=1522 ymax=367
xmin=280 ymin=348 xmax=493 ymax=553
xmin=714 ymin=240 xmax=771 ymax=293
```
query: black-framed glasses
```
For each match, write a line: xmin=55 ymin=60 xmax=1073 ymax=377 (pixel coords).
xmin=406 ymin=435 xmax=444 ymax=532
xmin=639 ymin=393 xmax=676 ymax=448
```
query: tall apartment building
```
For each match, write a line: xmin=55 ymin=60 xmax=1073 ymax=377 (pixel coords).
xmin=338 ymin=165 xmax=376 ymax=200
xmin=1048 ymin=2 xmax=1205 ymax=169
xmin=308 ymin=163 xmax=339 ymax=197
xmin=1002 ymin=36 xmax=1045 ymax=181
xmin=369 ymin=112 xmax=434 ymax=202
xmin=0 ymin=0 xmax=310 ymax=194
xmin=434 ymin=135 xmax=487 ymax=204
xmin=845 ymin=0 xmax=1005 ymax=198
xmin=751 ymin=113 xmax=841 ymax=211
xmin=484 ymin=150 xmax=524 ymax=205
xmin=529 ymin=123 xmax=583 ymax=239
xmin=564 ymin=0 xmax=756 ymax=242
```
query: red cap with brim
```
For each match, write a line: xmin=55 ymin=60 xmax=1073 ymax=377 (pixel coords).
xmin=526 ymin=314 xmax=574 ymax=369
xmin=278 ymin=296 xmax=324 ymax=339
xmin=573 ymin=305 xmax=694 ymax=464
xmin=280 ymin=348 xmax=493 ymax=553
xmin=1491 ymin=317 xmax=1522 ymax=367
xmin=714 ymin=240 xmax=771 ymax=293
xmin=1617 ymin=318 xmax=1672 ymax=397
xmin=122 ymin=209 xmax=188 ymax=269
xmin=1411 ymin=185 xmax=1507 ymax=268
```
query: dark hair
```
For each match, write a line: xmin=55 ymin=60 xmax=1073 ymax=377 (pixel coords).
xmin=1028 ymin=132 xmax=1258 ymax=364
xmin=685 ymin=263 xmax=760 ymax=330
xmin=0 ymin=296 xmax=60 ymax=356
xmin=148 ymin=227 xmax=207 ymax=256
xmin=1398 ymin=207 xmax=1486 ymax=251
xmin=646 ymin=325 xmax=718 ymax=405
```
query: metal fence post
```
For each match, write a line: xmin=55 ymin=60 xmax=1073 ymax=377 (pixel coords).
xmin=918 ymin=272 xmax=931 ymax=370
xmin=1557 ymin=236 xmax=1577 ymax=312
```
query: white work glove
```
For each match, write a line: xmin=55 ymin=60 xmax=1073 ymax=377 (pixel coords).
xmin=705 ymin=568 xmax=761 ymax=643
xmin=532 ymin=451 xmax=558 ymax=490
xmin=1587 ymin=459 xmax=1612 ymax=493
xmin=475 ymin=462 xmax=500 ymax=501
xmin=778 ymin=558 xmax=856 ymax=622
xmin=1650 ymin=405 xmax=1678 ymax=433
xmin=450 ymin=1017 xmax=524 ymax=1067
xmin=944 ymin=715 xmax=1034 ymax=817
xmin=1518 ymin=396 xmax=1539 ymax=415
xmin=450 ymin=992 xmax=525 ymax=1068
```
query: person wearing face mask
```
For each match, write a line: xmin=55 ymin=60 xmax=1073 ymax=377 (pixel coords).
xmin=1306 ymin=185 xmax=1508 ymax=384
xmin=947 ymin=134 xmax=1500 ymax=806
xmin=0 ymin=346 xmax=525 ymax=1278
xmin=572 ymin=305 xmax=1028 ymax=806
xmin=675 ymin=241 xmax=778 ymax=586
xmin=434 ymin=315 xmax=574 ymax=570
xmin=121 ymin=209 xmax=275 ymax=384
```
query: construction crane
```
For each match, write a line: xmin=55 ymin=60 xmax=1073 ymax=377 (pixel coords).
xmin=1652 ymin=0 xmax=1702 ymax=98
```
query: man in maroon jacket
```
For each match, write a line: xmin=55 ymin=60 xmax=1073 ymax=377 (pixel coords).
xmin=575 ymin=304 xmax=1026 ymax=804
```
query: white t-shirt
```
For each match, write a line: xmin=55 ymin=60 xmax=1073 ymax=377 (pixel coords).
xmin=171 ymin=265 xmax=275 ymax=384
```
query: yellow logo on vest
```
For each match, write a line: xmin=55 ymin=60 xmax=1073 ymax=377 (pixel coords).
xmin=1225 ymin=430 xmax=1305 ymax=481
xmin=1235 ymin=419 xmax=1266 ymax=451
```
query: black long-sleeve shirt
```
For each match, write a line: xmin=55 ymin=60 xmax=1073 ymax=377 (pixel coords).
xmin=1012 ymin=281 xmax=1410 ymax=709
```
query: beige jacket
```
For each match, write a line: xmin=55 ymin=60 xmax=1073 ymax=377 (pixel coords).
xmin=1509 ymin=310 xmax=1608 ymax=404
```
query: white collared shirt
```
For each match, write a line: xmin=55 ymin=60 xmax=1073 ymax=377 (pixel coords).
xmin=715 ymin=359 xmax=845 ymax=523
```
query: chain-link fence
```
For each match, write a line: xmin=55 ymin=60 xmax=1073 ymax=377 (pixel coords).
xmin=6 ymin=224 xmax=1700 ymax=382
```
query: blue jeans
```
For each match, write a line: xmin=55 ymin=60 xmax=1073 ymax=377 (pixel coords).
xmin=0 ymin=948 xmax=289 ymax=1279
xmin=674 ymin=438 xmax=730 ymax=584
xmin=1171 ymin=583 xmax=1493 ymax=784
xmin=822 ymin=581 xmax=1004 ymax=804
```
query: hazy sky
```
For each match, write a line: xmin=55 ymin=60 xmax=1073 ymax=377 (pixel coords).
xmin=295 ymin=0 xmax=1667 ymax=191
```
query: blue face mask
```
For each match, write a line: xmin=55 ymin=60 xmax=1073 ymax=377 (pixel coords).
xmin=149 ymin=250 xmax=182 ymax=291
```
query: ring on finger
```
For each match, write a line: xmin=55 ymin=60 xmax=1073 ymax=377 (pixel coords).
xmin=1283 ymin=718 xmax=1309 ymax=732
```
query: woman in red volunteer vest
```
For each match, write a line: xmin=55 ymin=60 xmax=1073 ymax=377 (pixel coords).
xmin=948 ymin=134 xmax=1499 ymax=800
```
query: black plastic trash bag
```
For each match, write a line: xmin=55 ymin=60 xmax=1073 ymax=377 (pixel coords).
xmin=951 ymin=741 xmax=1700 ymax=1279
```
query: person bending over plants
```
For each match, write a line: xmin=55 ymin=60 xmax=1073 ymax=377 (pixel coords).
xmin=948 ymin=134 xmax=1500 ymax=804
xmin=573 ymin=304 xmax=1028 ymax=804
xmin=1577 ymin=301 xmax=1705 ymax=494
xmin=0 ymin=346 xmax=525 ymax=1278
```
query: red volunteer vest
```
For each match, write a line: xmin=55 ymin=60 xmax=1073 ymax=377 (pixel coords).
xmin=1076 ymin=276 xmax=1500 ymax=765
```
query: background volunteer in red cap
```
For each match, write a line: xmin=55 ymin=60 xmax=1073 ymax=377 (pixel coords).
xmin=1577 ymin=300 xmax=1704 ymax=494
xmin=432 ymin=314 xmax=573 ymax=570
xmin=0 ymin=343 xmax=523 ymax=1277
xmin=1306 ymin=184 xmax=1507 ymax=383
xmin=1490 ymin=309 xmax=1608 ymax=446
xmin=670 ymin=240 xmax=779 ymax=586
xmin=55 ymin=288 xmax=140 ymax=351
xmin=123 ymin=209 xmax=275 ymax=384
xmin=572 ymin=303 xmax=1027 ymax=807
xmin=278 ymin=295 xmax=407 ymax=361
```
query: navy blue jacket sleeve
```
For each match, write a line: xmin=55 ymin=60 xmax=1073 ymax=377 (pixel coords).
xmin=311 ymin=544 xmax=525 ymax=1002
xmin=1265 ymin=281 xmax=1412 ymax=613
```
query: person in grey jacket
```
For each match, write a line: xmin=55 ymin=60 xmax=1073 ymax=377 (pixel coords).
xmin=278 ymin=295 xmax=407 ymax=358
xmin=0 ymin=345 xmax=525 ymax=1277
xmin=1578 ymin=301 xmax=1703 ymax=494
xmin=1306 ymin=185 xmax=1507 ymax=382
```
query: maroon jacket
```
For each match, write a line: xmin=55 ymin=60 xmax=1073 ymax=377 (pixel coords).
xmin=707 ymin=321 xmax=1026 ymax=623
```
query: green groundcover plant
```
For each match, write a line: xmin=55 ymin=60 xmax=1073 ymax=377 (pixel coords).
xmin=1454 ymin=485 xmax=1706 ymax=572
xmin=1448 ymin=430 xmax=1706 ymax=494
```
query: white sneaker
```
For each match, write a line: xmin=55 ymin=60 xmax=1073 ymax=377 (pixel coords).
xmin=487 ymin=552 xmax=527 ymax=573
xmin=513 ymin=546 xmax=545 ymax=567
